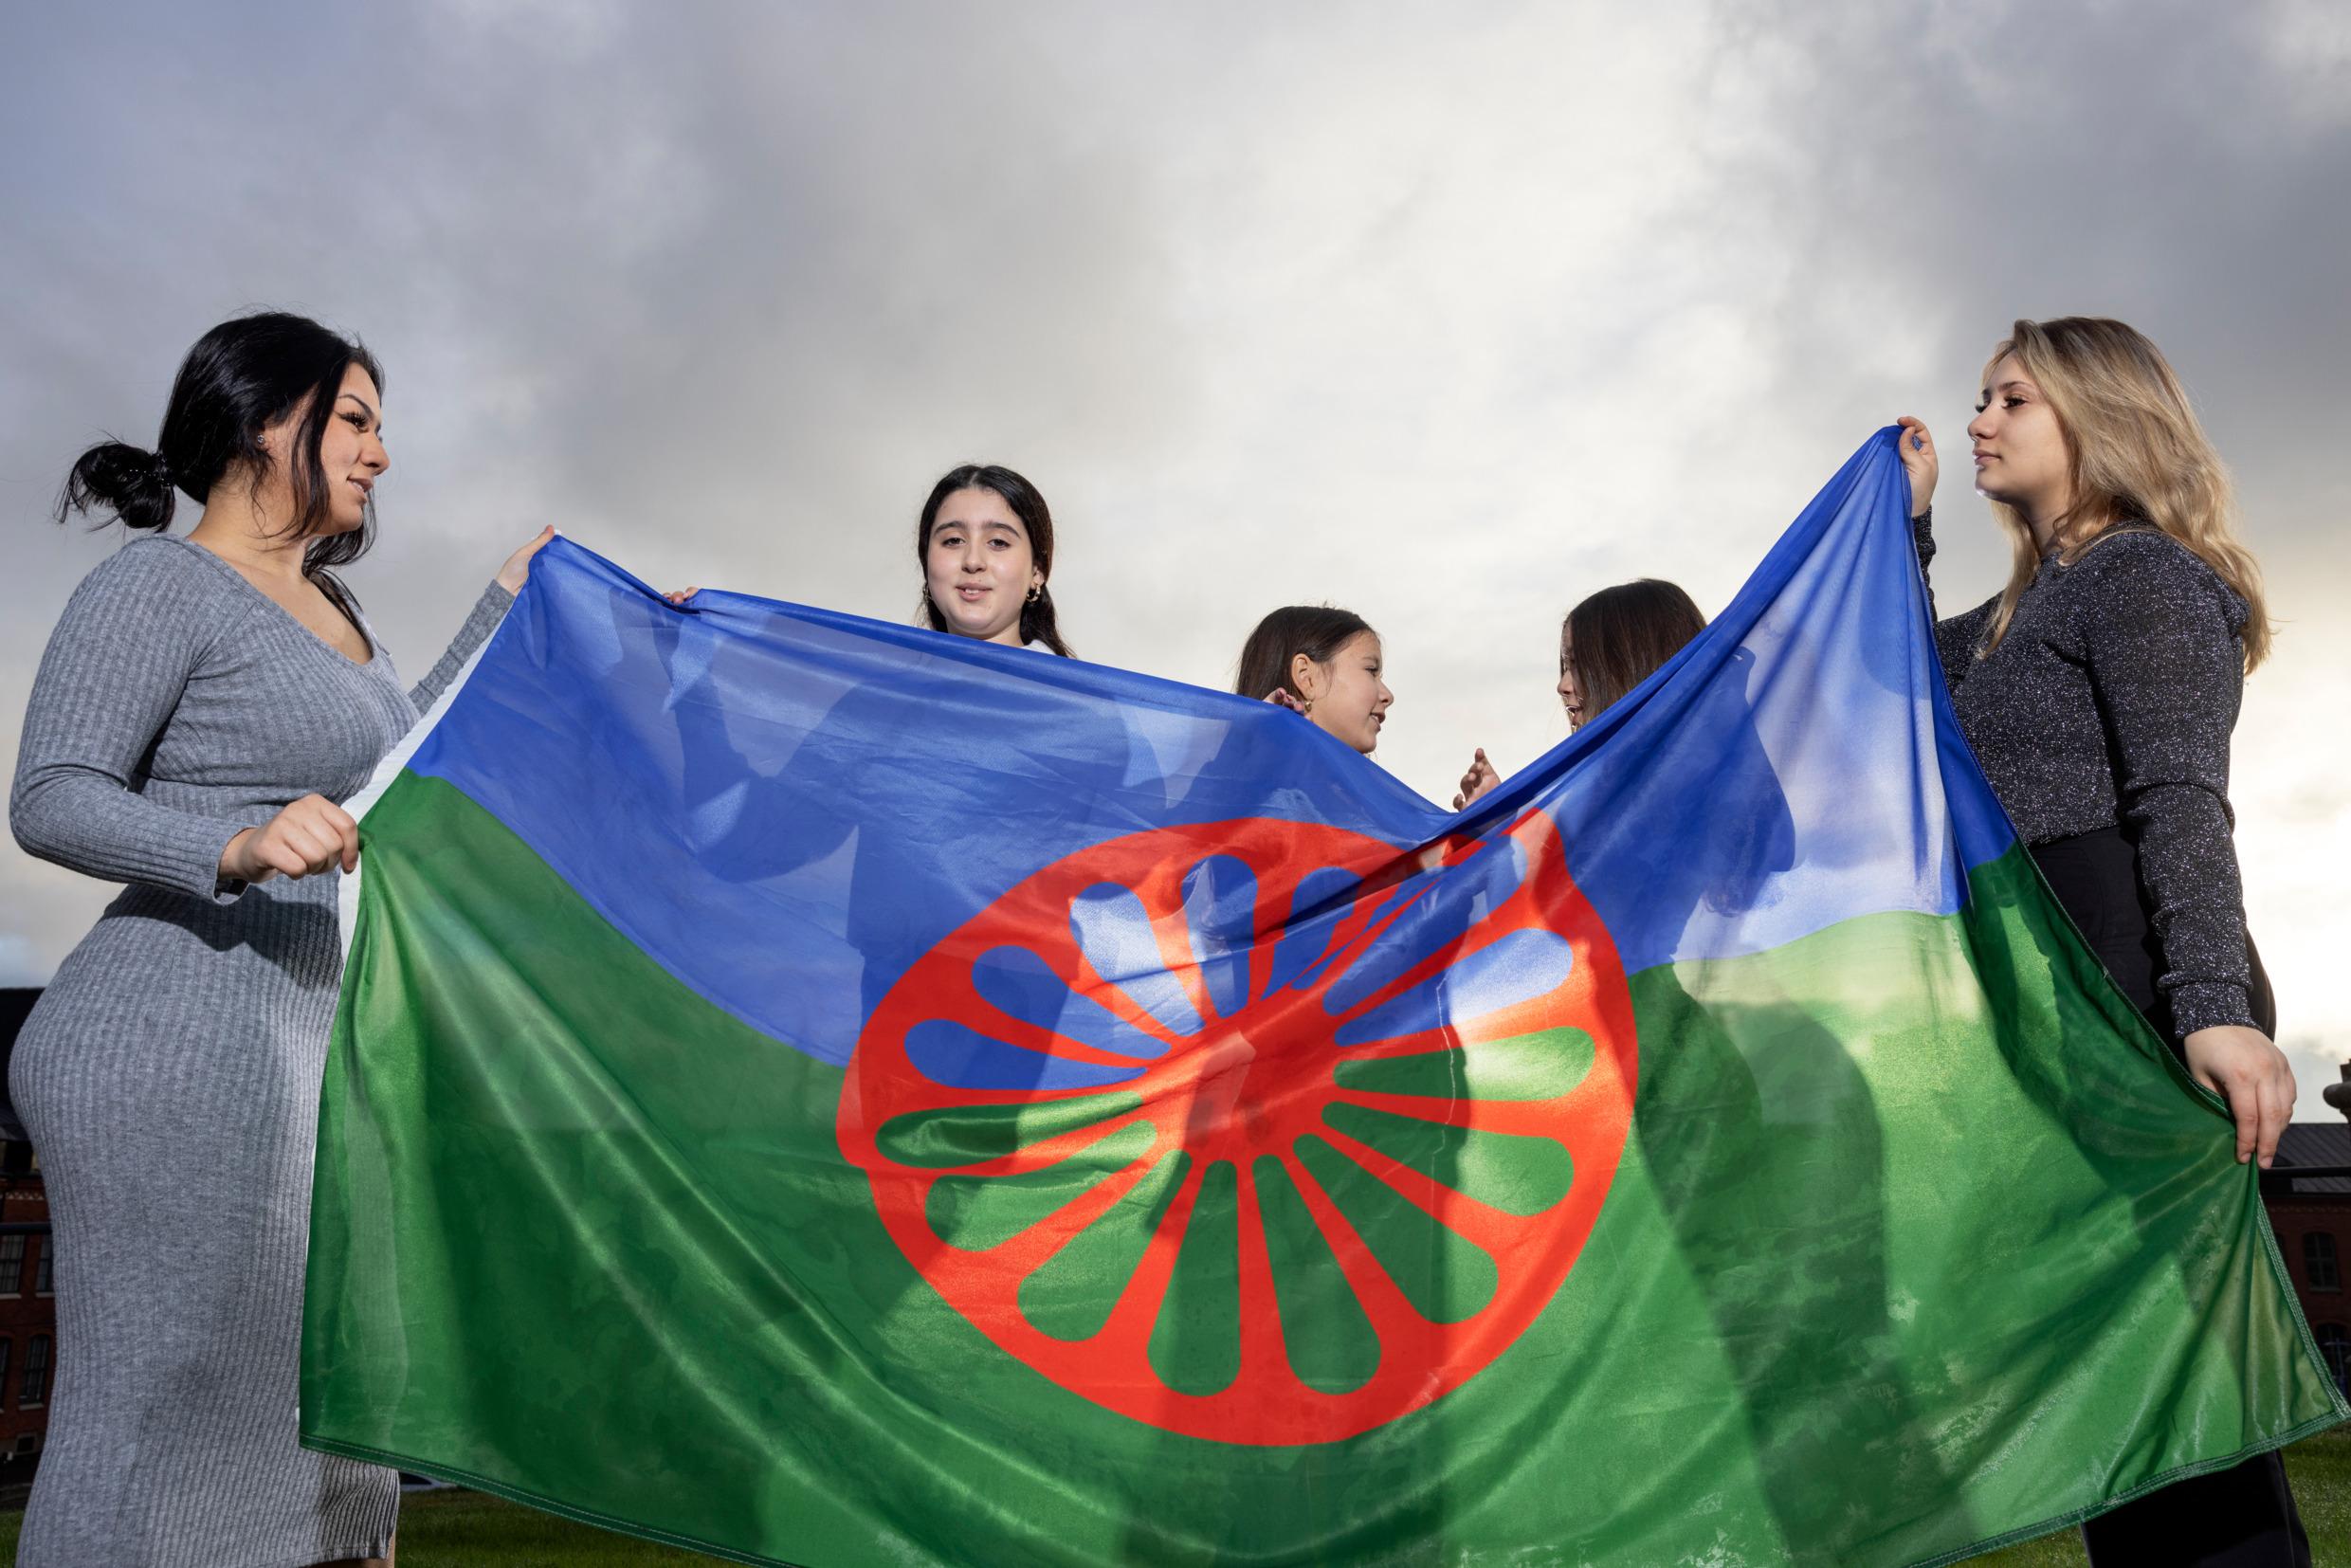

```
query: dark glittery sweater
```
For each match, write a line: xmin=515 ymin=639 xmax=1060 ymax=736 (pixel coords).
xmin=1911 ymin=510 xmax=2256 ymax=1036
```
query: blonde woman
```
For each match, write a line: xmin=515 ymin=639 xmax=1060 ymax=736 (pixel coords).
xmin=1902 ymin=316 xmax=2305 ymax=1567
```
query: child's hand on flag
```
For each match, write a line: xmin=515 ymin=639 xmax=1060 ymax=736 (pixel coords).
xmin=1452 ymin=748 xmax=1499 ymax=811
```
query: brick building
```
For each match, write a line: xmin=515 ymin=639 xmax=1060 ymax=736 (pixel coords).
xmin=0 ymin=987 xmax=54 ymax=1481
xmin=2266 ymin=1122 xmax=2351 ymax=1396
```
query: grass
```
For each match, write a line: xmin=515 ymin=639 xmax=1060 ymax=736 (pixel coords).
xmin=348 ymin=1486 xmax=721 ymax=1565
xmin=1967 ymin=1427 xmax=2351 ymax=1566
xmin=4 ymin=1431 xmax=2349 ymax=1563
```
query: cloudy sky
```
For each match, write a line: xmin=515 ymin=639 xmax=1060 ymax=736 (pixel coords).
xmin=5 ymin=2 xmax=2347 ymax=1100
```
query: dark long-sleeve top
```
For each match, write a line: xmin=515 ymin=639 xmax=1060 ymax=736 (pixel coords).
xmin=1911 ymin=510 xmax=2257 ymax=1037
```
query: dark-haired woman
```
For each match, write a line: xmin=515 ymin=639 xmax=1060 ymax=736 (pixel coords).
xmin=1557 ymin=578 xmax=1706 ymax=731
xmin=9 ymin=313 xmax=550 ymax=1567
xmin=1902 ymin=316 xmax=2304 ymax=1566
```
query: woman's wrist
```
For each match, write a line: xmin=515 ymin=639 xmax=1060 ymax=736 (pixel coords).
xmin=2171 ymin=979 xmax=2256 ymax=1039
xmin=218 ymin=827 xmax=253 ymax=881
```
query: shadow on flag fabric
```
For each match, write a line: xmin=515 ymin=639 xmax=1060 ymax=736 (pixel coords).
xmin=302 ymin=428 xmax=2344 ymax=1566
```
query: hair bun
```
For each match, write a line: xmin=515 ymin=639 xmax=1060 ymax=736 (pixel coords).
xmin=56 ymin=440 xmax=179 ymax=532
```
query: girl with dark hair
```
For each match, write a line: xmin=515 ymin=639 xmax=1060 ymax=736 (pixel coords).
xmin=1440 ymin=579 xmax=1707 ymax=814
xmin=1901 ymin=317 xmax=2304 ymax=1566
xmin=915 ymin=463 xmax=1073 ymax=656
xmin=1558 ymin=578 xmax=1708 ymax=730
xmin=1235 ymin=604 xmax=1391 ymax=755
xmin=667 ymin=463 xmax=1074 ymax=656
xmin=1233 ymin=605 xmax=1496 ymax=811
xmin=9 ymin=312 xmax=551 ymax=1568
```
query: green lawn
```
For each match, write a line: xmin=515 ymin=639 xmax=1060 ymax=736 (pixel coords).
xmin=6 ymin=1431 xmax=2350 ymax=1563
xmin=338 ymin=1486 xmax=720 ymax=1565
xmin=1964 ymin=1428 xmax=2351 ymax=1567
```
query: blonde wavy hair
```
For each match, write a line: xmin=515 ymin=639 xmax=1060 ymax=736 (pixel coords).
xmin=1975 ymin=316 xmax=2272 ymax=671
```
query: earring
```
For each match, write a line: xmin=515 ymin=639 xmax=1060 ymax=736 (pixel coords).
xmin=1025 ymin=586 xmax=1042 ymax=604
xmin=1302 ymin=696 xmax=1316 ymax=715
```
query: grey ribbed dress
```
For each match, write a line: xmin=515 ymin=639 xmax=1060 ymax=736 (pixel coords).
xmin=8 ymin=535 xmax=509 ymax=1567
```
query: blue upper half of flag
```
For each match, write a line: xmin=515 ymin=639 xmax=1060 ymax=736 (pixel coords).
xmin=403 ymin=428 xmax=2013 ymax=1065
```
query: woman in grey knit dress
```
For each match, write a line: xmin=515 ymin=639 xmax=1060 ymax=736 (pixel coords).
xmin=9 ymin=313 xmax=551 ymax=1566
xmin=1900 ymin=317 xmax=2305 ymax=1566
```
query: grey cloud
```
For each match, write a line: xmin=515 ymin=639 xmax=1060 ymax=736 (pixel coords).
xmin=4 ymin=1 xmax=2346 ymax=1093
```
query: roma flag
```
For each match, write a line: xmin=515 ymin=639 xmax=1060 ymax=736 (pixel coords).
xmin=302 ymin=429 xmax=2342 ymax=1566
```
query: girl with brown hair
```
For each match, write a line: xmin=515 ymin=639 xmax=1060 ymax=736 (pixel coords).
xmin=1231 ymin=606 xmax=1496 ymax=813
xmin=1556 ymin=578 xmax=1708 ymax=731
xmin=1903 ymin=316 xmax=2305 ymax=1566
xmin=668 ymin=462 xmax=1073 ymax=656
xmin=914 ymin=463 xmax=1073 ymax=655
xmin=1234 ymin=605 xmax=1391 ymax=755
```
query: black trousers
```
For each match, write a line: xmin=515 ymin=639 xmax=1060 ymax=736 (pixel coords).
xmin=2031 ymin=828 xmax=2307 ymax=1568
xmin=2031 ymin=827 xmax=2276 ymax=1043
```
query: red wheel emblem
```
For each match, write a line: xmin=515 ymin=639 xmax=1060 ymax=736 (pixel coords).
xmin=838 ymin=810 xmax=1636 ymax=1445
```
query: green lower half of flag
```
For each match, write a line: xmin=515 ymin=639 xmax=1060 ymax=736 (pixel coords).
xmin=303 ymin=774 xmax=2343 ymax=1568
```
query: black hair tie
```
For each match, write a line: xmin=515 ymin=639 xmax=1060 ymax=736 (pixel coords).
xmin=147 ymin=452 xmax=173 ymax=487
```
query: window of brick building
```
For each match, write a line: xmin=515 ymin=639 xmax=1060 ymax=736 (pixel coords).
xmin=2321 ymin=1324 xmax=2351 ymax=1396
xmin=0 ymin=1235 xmax=21 ymax=1295
xmin=32 ymin=1238 xmax=49 ymax=1296
xmin=21 ymin=1336 xmax=47 ymax=1409
xmin=0 ymin=1340 xmax=11 ymax=1400
xmin=2306 ymin=1232 xmax=2342 ymax=1292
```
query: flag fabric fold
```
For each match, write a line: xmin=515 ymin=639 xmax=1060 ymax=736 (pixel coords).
xmin=302 ymin=428 xmax=2343 ymax=1566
